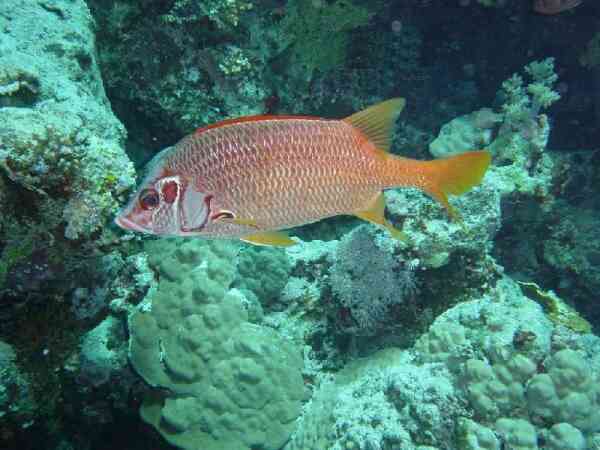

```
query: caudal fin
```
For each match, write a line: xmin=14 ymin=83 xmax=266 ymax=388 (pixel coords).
xmin=418 ymin=151 xmax=491 ymax=220
xmin=342 ymin=99 xmax=490 ymax=222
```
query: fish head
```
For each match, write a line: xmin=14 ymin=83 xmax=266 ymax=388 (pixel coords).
xmin=115 ymin=149 xmax=212 ymax=236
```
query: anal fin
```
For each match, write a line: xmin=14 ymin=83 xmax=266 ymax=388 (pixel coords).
xmin=355 ymin=192 xmax=408 ymax=242
xmin=241 ymin=231 xmax=297 ymax=247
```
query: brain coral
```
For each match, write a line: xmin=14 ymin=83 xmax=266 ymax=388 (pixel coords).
xmin=129 ymin=239 xmax=305 ymax=450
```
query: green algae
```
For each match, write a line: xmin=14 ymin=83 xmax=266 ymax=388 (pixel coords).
xmin=517 ymin=281 xmax=592 ymax=334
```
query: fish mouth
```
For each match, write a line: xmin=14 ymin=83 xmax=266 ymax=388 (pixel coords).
xmin=114 ymin=215 xmax=151 ymax=234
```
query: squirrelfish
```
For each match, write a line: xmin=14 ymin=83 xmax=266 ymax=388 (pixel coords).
xmin=115 ymin=99 xmax=491 ymax=246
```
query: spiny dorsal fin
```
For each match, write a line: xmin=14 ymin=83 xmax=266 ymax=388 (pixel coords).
xmin=343 ymin=98 xmax=406 ymax=152
xmin=194 ymin=115 xmax=323 ymax=136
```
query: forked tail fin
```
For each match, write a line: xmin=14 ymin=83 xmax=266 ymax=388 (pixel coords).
xmin=417 ymin=151 xmax=491 ymax=219
xmin=342 ymin=98 xmax=490 ymax=221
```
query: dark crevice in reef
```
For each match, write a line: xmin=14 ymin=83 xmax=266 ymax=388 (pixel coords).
xmin=0 ymin=75 xmax=40 ymax=108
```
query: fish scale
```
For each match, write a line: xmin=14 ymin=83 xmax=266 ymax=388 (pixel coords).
xmin=166 ymin=118 xmax=381 ymax=232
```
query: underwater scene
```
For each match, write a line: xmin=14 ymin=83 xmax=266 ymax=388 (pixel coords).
xmin=2 ymin=0 xmax=600 ymax=449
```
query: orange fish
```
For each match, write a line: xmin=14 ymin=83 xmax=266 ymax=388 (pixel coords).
xmin=115 ymin=99 xmax=491 ymax=246
xmin=533 ymin=0 xmax=581 ymax=14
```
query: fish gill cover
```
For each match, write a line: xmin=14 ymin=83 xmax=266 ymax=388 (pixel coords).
xmin=1 ymin=1 xmax=600 ymax=450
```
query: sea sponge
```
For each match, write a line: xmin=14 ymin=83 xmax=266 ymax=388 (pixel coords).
xmin=429 ymin=108 xmax=500 ymax=158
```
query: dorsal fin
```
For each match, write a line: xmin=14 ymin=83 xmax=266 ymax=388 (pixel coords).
xmin=194 ymin=115 xmax=325 ymax=135
xmin=343 ymin=98 xmax=406 ymax=152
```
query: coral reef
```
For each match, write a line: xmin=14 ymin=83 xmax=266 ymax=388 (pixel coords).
xmin=0 ymin=0 xmax=135 ymax=304
xmin=1 ymin=1 xmax=600 ymax=450
xmin=429 ymin=108 xmax=502 ymax=158
xmin=0 ymin=4 xmax=147 ymax=443
xmin=0 ymin=340 xmax=36 ymax=426
xmin=161 ymin=0 xmax=253 ymax=28
xmin=0 ymin=0 xmax=134 ymax=237
xmin=233 ymin=246 xmax=292 ymax=309
xmin=278 ymin=0 xmax=373 ymax=81
xmin=129 ymin=239 xmax=305 ymax=450
xmin=330 ymin=225 xmax=418 ymax=336
xmin=285 ymin=277 xmax=600 ymax=449
xmin=430 ymin=59 xmax=560 ymax=200
xmin=518 ymin=281 xmax=592 ymax=334
xmin=87 ymin=0 xmax=390 ymax=153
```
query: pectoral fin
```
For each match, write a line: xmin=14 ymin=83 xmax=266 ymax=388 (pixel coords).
xmin=241 ymin=231 xmax=297 ymax=247
xmin=355 ymin=192 xmax=408 ymax=242
xmin=231 ymin=217 xmax=260 ymax=228
xmin=212 ymin=211 xmax=260 ymax=229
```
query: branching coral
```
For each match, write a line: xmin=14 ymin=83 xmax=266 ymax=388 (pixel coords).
xmin=500 ymin=58 xmax=560 ymax=129
xmin=488 ymin=58 xmax=560 ymax=174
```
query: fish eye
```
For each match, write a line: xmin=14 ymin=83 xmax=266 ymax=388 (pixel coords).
xmin=139 ymin=188 xmax=160 ymax=210
xmin=161 ymin=181 xmax=179 ymax=204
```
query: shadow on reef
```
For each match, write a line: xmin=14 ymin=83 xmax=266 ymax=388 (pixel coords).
xmin=493 ymin=149 xmax=600 ymax=330
xmin=0 ymin=407 xmax=165 ymax=450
